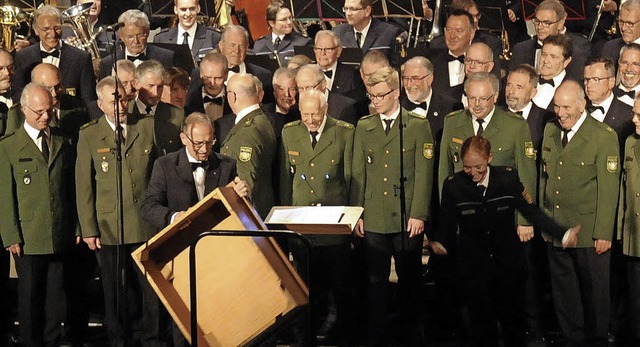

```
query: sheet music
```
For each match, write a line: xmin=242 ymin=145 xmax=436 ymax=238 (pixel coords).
xmin=267 ymin=206 xmax=345 ymax=224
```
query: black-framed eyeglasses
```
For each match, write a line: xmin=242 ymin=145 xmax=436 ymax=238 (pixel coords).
xmin=618 ymin=17 xmax=640 ymax=28
xmin=183 ymin=132 xmax=216 ymax=150
xmin=401 ymin=75 xmax=430 ymax=83
xmin=342 ymin=6 xmax=363 ymax=13
xmin=532 ymin=17 xmax=561 ymax=28
xmin=297 ymin=79 xmax=323 ymax=91
xmin=313 ymin=46 xmax=338 ymax=54
xmin=367 ymin=89 xmax=394 ymax=101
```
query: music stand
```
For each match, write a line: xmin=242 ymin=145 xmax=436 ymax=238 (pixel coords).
xmin=150 ymin=42 xmax=196 ymax=72
xmin=371 ymin=0 xmax=422 ymax=18
xmin=293 ymin=45 xmax=316 ymax=62
xmin=246 ymin=54 xmax=280 ymax=74
xmin=477 ymin=6 xmax=505 ymax=34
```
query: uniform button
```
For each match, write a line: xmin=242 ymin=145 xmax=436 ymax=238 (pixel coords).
xmin=559 ymin=161 xmax=563 ymax=165
xmin=310 ymin=163 xmax=315 ymax=167
xmin=383 ymin=177 xmax=388 ymax=182
xmin=133 ymin=199 xmax=138 ymax=203
xmin=50 ymin=197 xmax=54 ymax=200
xmin=498 ymin=147 xmax=502 ymax=151
xmin=169 ymin=140 xmax=173 ymax=143
xmin=581 ymin=162 xmax=585 ymax=165
xmin=385 ymin=150 xmax=389 ymax=154
xmin=636 ymin=212 xmax=640 ymax=217
xmin=128 ymin=169 xmax=133 ymax=173
xmin=557 ymin=176 xmax=561 ymax=180
xmin=489 ymin=254 xmax=494 ymax=258
xmin=384 ymin=164 xmax=388 ymax=168
xmin=331 ymin=159 xmax=335 ymax=163
xmin=51 ymin=211 xmax=55 ymax=215
xmin=384 ymin=191 xmax=388 ymax=195
xmin=310 ymin=190 xmax=314 ymax=194
xmin=24 ymin=169 xmax=28 ymax=173
xmin=555 ymin=191 xmax=559 ymax=195
xmin=636 ymin=193 xmax=640 ymax=197
xmin=555 ymin=205 xmax=560 ymax=209
xmin=132 ymin=184 xmax=136 ymax=188
xmin=310 ymin=176 xmax=314 ymax=180
xmin=486 ymin=231 xmax=490 ymax=235
xmin=126 ymin=153 xmax=129 ymax=157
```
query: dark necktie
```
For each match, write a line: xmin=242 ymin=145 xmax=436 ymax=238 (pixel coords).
xmin=203 ymin=95 xmax=224 ymax=105
xmin=0 ymin=101 xmax=8 ymax=114
xmin=587 ymin=104 xmax=605 ymax=114
xmin=355 ymin=32 xmax=362 ymax=48
xmin=116 ymin=126 xmax=125 ymax=145
xmin=384 ymin=118 xmax=393 ymax=135
xmin=515 ymin=110 xmax=524 ymax=116
xmin=39 ymin=130 xmax=49 ymax=162
xmin=127 ymin=53 xmax=146 ymax=62
xmin=539 ymin=77 xmax=555 ymax=87
xmin=230 ymin=65 xmax=240 ymax=73
xmin=562 ymin=128 xmax=571 ymax=148
xmin=447 ymin=54 xmax=464 ymax=63
xmin=145 ymin=105 xmax=153 ymax=115
xmin=614 ymin=87 xmax=636 ymax=99
xmin=310 ymin=131 xmax=318 ymax=148
xmin=190 ymin=161 xmax=209 ymax=171
xmin=41 ymin=49 xmax=60 ymax=59
xmin=274 ymin=37 xmax=281 ymax=48
xmin=182 ymin=32 xmax=189 ymax=46
xmin=476 ymin=118 xmax=485 ymax=136
xmin=323 ymin=70 xmax=333 ymax=78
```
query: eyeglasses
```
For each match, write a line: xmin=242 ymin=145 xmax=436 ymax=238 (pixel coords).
xmin=532 ymin=17 xmax=561 ymax=28
xmin=183 ymin=132 xmax=216 ymax=150
xmin=469 ymin=12 xmax=481 ymax=20
xmin=25 ymin=105 xmax=52 ymax=117
xmin=467 ymin=94 xmax=495 ymax=104
xmin=464 ymin=59 xmax=491 ymax=67
xmin=342 ymin=6 xmax=363 ymax=13
xmin=401 ymin=75 xmax=430 ymax=83
xmin=583 ymin=76 xmax=614 ymax=84
xmin=618 ymin=17 xmax=640 ymax=28
xmin=123 ymin=33 xmax=148 ymax=42
xmin=297 ymin=80 xmax=323 ymax=91
xmin=313 ymin=46 xmax=339 ymax=54
xmin=367 ymin=89 xmax=394 ymax=101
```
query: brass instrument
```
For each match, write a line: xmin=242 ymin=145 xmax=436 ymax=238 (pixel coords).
xmin=62 ymin=2 xmax=101 ymax=60
xmin=0 ymin=6 xmax=30 ymax=52
xmin=209 ymin=0 xmax=233 ymax=30
xmin=500 ymin=28 xmax=511 ymax=61
xmin=426 ymin=0 xmax=442 ymax=42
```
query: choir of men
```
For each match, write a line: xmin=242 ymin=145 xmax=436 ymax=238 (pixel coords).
xmin=4 ymin=0 xmax=640 ymax=345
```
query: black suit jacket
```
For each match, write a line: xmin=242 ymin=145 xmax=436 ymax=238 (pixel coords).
xmin=429 ymin=32 xmax=502 ymax=80
xmin=88 ymin=100 xmax=102 ymax=121
xmin=327 ymin=92 xmax=360 ymax=125
xmin=602 ymin=96 xmax=634 ymax=152
xmin=140 ymin=149 xmax=237 ymax=229
xmin=333 ymin=18 xmax=404 ymax=66
xmin=252 ymin=31 xmax=312 ymax=67
xmin=525 ymin=103 xmax=554 ymax=151
xmin=153 ymin=24 xmax=222 ymax=64
xmin=213 ymin=113 xmax=235 ymax=153
xmin=184 ymin=85 xmax=232 ymax=117
xmin=601 ymin=38 xmax=625 ymax=67
xmin=99 ymin=44 xmax=175 ymax=79
xmin=401 ymin=92 xmax=453 ymax=146
xmin=510 ymin=33 xmax=591 ymax=82
xmin=331 ymin=63 xmax=366 ymax=101
xmin=13 ymin=43 xmax=97 ymax=103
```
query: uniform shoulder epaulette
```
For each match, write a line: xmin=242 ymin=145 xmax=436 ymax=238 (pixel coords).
xmin=283 ymin=120 xmax=301 ymax=128
xmin=504 ymin=110 xmax=525 ymax=120
xmin=335 ymin=120 xmax=354 ymax=129
xmin=8 ymin=103 xmax=19 ymax=110
xmin=156 ymin=27 xmax=170 ymax=34
xmin=408 ymin=110 xmax=426 ymax=119
xmin=257 ymin=34 xmax=269 ymax=41
xmin=445 ymin=109 xmax=464 ymax=118
xmin=80 ymin=119 xmax=99 ymax=130
xmin=447 ymin=175 xmax=454 ymax=181
xmin=360 ymin=114 xmax=376 ymax=121
xmin=0 ymin=131 xmax=15 ymax=142
xmin=593 ymin=120 xmax=614 ymax=133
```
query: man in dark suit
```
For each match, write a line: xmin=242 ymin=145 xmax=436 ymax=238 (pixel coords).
xmin=99 ymin=9 xmax=175 ymax=79
xmin=585 ymin=57 xmax=635 ymax=150
xmin=615 ymin=43 xmax=640 ymax=106
xmin=532 ymin=34 xmax=572 ymax=111
xmin=0 ymin=83 xmax=77 ymax=347
xmin=220 ymin=73 xmax=276 ymax=219
xmin=141 ymin=111 xmax=247 ymax=230
xmin=509 ymin=0 xmax=591 ymax=82
xmin=427 ymin=10 xmax=475 ymax=100
xmin=295 ymin=64 xmax=361 ymax=125
xmin=252 ymin=2 xmax=312 ymax=67
xmin=13 ymin=5 xmax=97 ymax=104
xmin=6 ymin=63 xmax=89 ymax=141
xmin=332 ymin=0 xmax=404 ymax=67
xmin=540 ymin=80 xmax=620 ymax=347
xmin=267 ymin=67 xmax=300 ymax=137
xmin=153 ymin=0 xmax=221 ymax=65
xmin=313 ymin=30 xmax=365 ymax=100
xmin=130 ymin=60 xmax=185 ymax=155
xmin=358 ymin=50 xmax=389 ymax=115
xmin=0 ymin=48 xmax=14 ymax=136
xmin=185 ymin=52 xmax=232 ymax=123
xmin=76 ymin=76 xmax=168 ymax=347
xmin=602 ymin=0 xmax=640 ymax=64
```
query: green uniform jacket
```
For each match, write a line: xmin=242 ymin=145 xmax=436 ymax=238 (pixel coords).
xmin=75 ymin=116 xmax=158 ymax=245
xmin=0 ymin=127 xmax=77 ymax=254
xmin=221 ymin=107 xmax=276 ymax=218
xmin=540 ymin=115 xmax=620 ymax=248
xmin=350 ymin=108 xmax=434 ymax=234
xmin=6 ymin=94 xmax=89 ymax=139
xmin=0 ymin=105 xmax=8 ymax=136
xmin=128 ymin=100 xmax=184 ymax=155
xmin=618 ymin=134 xmax=640 ymax=257
xmin=439 ymin=107 xmax=536 ymax=224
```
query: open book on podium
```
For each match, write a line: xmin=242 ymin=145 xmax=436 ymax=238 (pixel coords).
xmin=131 ymin=185 xmax=308 ymax=347
xmin=264 ymin=206 xmax=364 ymax=234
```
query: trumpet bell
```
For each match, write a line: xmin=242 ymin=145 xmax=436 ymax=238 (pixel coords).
xmin=62 ymin=2 xmax=101 ymax=60
xmin=0 ymin=6 xmax=31 ymax=52
xmin=61 ymin=2 xmax=94 ymax=18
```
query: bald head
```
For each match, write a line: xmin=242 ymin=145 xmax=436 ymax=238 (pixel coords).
xmin=227 ymin=73 xmax=259 ymax=113
xmin=31 ymin=63 xmax=62 ymax=106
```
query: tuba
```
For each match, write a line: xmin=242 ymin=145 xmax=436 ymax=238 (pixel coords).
xmin=0 ymin=6 xmax=31 ymax=52
xmin=62 ymin=2 xmax=101 ymax=60
xmin=426 ymin=0 xmax=442 ymax=42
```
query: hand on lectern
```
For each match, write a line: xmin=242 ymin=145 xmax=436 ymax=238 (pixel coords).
xmin=232 ymin=177 xmax=249 ymax=197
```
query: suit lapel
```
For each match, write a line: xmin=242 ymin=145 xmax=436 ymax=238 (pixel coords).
xmin=204 ymin=154 xmax=223 ymax=193
xmin=98 ymin=117 xmax=115 ymax=150
xmin=361 ymin=20 xmax=377 ymax=51
xmin=561 ymin=117 xmax=592 ymax=155
xmin=16 ymin=127 xmax=47 ymax=166
xmin=192 ymin=26 xmax=206 ymax=58
xmin=482 ymin=108 xmax=503 ymax=139
xmin=124 ymin=119 xmax=140 ymax=153
xmin=293 ymin=124 xmax=315 ymax=158
xmin=48 ymin=132 xmax=63 ymax=166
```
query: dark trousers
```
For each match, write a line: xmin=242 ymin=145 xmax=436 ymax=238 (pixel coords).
xmin=627 ymin=256 xmax=640 ymax=343
xmin=364 ymin=231 xmax=424 ymax=347
xmin=0 ymin=249 xmax=10 ymax=337
xmin=547 ymin=244 xmax=610 ymax=346
xmin=99 ymin=244 xmax=171 ymax=347
xmin=13 ymin=253 xmax=66 ymax=347
xmin=65 ymin=242 xmax=98 ymax=344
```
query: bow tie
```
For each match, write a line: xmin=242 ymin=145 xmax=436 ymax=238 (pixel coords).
xmin=535 ymin=41 xmax=543 ymax=50
xmin=41 ymin=49 xmax=60 ymax=59
xmin=514 ymin=110 xmax=523 ymax=116
xmin=615 ymin=87 xmax=636 ymax=99
xmin=539 ymin=77 xmax=555 ymax=87
xmin=126 ymin=53 xmax=146 ymax=62
xmin=323 ymin=70 xmax=333 ymax=78
xmin=203 ymin=95 xmax=223 ymax=105
xmin=0 ymin=90 xmax=11 ymax=99
xmin=229 ymin=65 xmax=240 ymax=73
xmin=407 ymin=101 xmax=427 ymax=111
xmin=447 ymin=54 xmax=464 ymax=63
xmin=587 ymin=104 xmax=605 ymax=114
xmin=190 ymin=161 xmax=209 ymax=171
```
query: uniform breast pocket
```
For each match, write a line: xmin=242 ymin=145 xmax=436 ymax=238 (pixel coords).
xmin=492 ymin=144 xmax=513 ymax=164
xmin=570 ymin=156 xmax=597 ymax=182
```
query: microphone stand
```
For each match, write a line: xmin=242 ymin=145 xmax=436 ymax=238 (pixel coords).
xmin=394 ymin=38 xmax=409 ymax=249
xmin=108 ymin=31 xmax=128 ymax=347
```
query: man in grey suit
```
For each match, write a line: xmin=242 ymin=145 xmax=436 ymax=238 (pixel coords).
xmin=153 ymin=0 xmax=221 ymax=64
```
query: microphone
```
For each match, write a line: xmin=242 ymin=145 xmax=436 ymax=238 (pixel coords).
xmin=106 ymin=22 xmax=125 ymax=31
xmin=395 ymin=32 xmax=409 ymax=44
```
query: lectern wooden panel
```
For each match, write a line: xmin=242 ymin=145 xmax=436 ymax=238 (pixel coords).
xmin=132 ymin=186 xmax=309 ymax=347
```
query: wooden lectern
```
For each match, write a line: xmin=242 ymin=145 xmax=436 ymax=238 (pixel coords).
xmin=131 ymin=187 xmax=309 ymax=347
